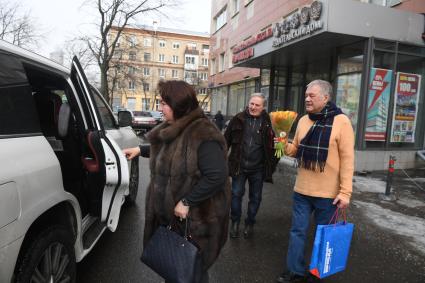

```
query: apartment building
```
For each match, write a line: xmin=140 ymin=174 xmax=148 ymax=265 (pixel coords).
xmin=209 ymin=0 xmax=425 ymax=170
xmin=109 ymin=26 xmax=210 ymax=111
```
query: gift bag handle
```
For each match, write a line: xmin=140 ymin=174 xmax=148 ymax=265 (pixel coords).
xmin=328 ymin=208 xmax=347 ymax=225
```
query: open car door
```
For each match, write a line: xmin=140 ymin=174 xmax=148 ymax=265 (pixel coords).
xmin=70 ymin=56 xmax=129 ymax=232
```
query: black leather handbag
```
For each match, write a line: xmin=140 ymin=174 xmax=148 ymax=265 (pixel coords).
xmin=141 ymin=218 xmax=202 ymax=283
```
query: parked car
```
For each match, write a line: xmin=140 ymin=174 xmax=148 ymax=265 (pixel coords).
xmin=0 ymin=39 xmax=139 ymax=283
xmin=132 ymin=111 xmax=157 ymax=135
xmin=148 ymin=110 xmax=164 ymax=124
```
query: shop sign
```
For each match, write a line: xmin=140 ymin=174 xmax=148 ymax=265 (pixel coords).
xmin=232 ymin=27 xmax=273 ymax=64
xmin=233 ymin=27 xmax=273 ymax=54
xmin=272 ymin=1 xmax=323 ymax=48
xmin=365 ymin=68 xmax=392 ymax=141
xmin=390 ymin=72 xmax=421 ymax=143
xmin=232 ymin=47 xmax=254 ymax=64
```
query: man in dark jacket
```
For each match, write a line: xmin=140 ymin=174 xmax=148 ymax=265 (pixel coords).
xmin=214 ymin=110 xmax=224 ymax=130
xmin=224 ymin=93 xmax=277 ymax=239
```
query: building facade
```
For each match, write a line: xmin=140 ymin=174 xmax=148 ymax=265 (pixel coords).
xmin=109 ymin=26 xmax=210 ymax=112
xmin=209 ymin=0 xmax=425 ymax=170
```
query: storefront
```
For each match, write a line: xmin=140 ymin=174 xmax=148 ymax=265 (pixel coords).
xmin=234 ymin=0 xmax=425 ymax=170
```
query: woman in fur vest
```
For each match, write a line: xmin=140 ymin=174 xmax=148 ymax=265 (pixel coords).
xmin=123 ymin=80 xmax=231 ymax=283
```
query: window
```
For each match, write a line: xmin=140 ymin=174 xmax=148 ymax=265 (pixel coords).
xmin=188 ymin=43 xmax=197 ymax=50
xmin=158 ymin=54 xmax=165 ymax=62
xmin=114 ymin=80 xmax=121 ymax=90
xmin=159 ymin=40 xmax=166 ymax=47
xmin=142 ymin=98 xmax=150 ymax=110
xmin=185 ymin=56 xmax=195 ymax=64
xmin=144 ymin=38 xmax=152 ymax=47
xmin=92 ymin=87 xmax=115 ymax=129
xmin=143 ymin=67 xmax=150 ymax=76
xmin=215 ymin=8 xmax=227 ymax=32
xmin=128 ymin=80 xmax=135 ymax=90
xmin=128 ymin=66 xmax=136 ymax=75
xmin=199 ymin=72 xmax=208 ymax=80
xmin=113 ymin=50 xmax=123 ymax=59
xmin=155 ymin=99 xmax=160 ymax=110
xmin=143 ymin=83 xmax=150 ymax=92
xmin=202 ymin=44 xmax=210 ymax=52
xmin=172 ymin=55 xmax=179 ymax=64
xmin=129 ymin=51 xmax=136 ymax=61
xmin=172 ymin=70 xmax=178 ymax=78
xmin=144 ymin=52 xmax=151 ymax=62
xmin=201 ymin=58 xmax=209 ymax=66
xmin=158 ymin=68 xmax=165 ymax=77
xmin=172 ymin=42 xmax=180 ymax=49
xmin=211 ymin=58 xmax=216 ymax=75
xmin=0 ymin=54 xmax=40 ymax=136
xmin=232 ymin=0 xmax=240 ymax=15
xmin=129 ymin=35 xmax=137 ymax=47
xmin=198 ymin=88 xmax=207 ymax=94
xmin=127 ymin=98 xmax=136 ymax=110
xmin=219 ymin=53 xmax=225 ymax=72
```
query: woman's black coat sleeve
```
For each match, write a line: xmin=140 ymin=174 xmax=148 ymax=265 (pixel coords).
xmin=184 ymin=140 xmax=227 ymax=206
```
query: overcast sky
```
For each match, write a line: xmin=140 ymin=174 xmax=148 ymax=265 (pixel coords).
xmin=17 ymin=0 xmax=212 ymax=57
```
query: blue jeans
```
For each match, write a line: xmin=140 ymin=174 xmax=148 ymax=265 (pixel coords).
xmin=286 ymin=192 xmax=337 ymax=276
xmin=231 ymin=170 xmax=264 ymax=225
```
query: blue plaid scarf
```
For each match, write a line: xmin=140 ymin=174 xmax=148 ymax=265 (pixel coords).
xmin=296 ymin=101 xmax=343 ymax=172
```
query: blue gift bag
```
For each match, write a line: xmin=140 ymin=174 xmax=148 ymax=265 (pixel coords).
xmin=309 ymin=220 xmax=354 ymax=279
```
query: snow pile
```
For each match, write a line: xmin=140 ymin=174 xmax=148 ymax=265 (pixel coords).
xmin=354 ymin=201 xmax=425 ymax=255
xmin=353 ymin=176 xmax=387 ymax=193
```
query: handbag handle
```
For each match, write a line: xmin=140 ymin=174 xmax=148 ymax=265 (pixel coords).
xmin=168 ymin=217 xmax=193 ymax=241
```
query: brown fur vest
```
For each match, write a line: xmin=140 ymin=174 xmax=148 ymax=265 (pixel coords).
xmin=144 ymin=107 xmax=231 ymax=269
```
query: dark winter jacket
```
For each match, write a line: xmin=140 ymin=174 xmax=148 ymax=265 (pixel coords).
xmin=224 ymin=108 xmax=278 ymax=183
xmin=144 ymin=107 xmax=231 ymax=270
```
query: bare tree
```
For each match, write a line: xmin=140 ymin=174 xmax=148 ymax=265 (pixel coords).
xmin=81 ymin=0 xmax=177 ymax=104
xmin=63 ymin=39 xmax=96 ymax=70
xmin=0 ymin=0 xmax=41 ymax=48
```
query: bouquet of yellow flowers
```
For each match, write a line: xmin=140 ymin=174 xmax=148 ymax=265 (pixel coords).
xmin=270 ymin=110 xmax=298 ymax=158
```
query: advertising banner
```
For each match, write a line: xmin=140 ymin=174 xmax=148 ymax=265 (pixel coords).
xmin=390 ymin=72 xmax=421 ymax=143
xmin=365 ymin=68 xmax=392 ymax=141
xmin=336 ymin=73 xmax=361 ymax=132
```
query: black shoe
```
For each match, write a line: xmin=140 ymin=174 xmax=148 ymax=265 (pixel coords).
xmin=229 ymin=221 xmax=240 ymax=238
xmin=243 ymin=224 xmax=253 ymax=239
xmin=306 ymin=273 xmax=321 ymax=283
xmin=276 ymin=271 xmax=305 ymax=282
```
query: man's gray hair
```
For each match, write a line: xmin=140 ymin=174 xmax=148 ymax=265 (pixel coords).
xmin=250 ymin=92 xmax=266 ymax=106
xmin=307 ymin=80 xmax=333 ymax=98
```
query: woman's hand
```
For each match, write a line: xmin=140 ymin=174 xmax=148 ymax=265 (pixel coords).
xmin=174 ymin=200 xmax=189 ymax=220
xmin=123 ymin=147 xmax=140 ymax=160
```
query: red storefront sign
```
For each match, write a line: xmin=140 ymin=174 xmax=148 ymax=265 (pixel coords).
xmin=232 ymin=47 xmax=254 ymax=63
xmin=232 ymin=27 xmax=273 ymax=63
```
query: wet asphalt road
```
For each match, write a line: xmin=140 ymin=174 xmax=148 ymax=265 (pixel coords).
xmin=77 ymin=157 xmax=425 ymax=283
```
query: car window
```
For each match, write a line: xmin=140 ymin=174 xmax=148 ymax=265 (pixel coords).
xmin=91 ymin=87 xmax=116 ymax=130
xmin=133 ymin=111 xmax=151 ymax=117
xmin=0 ymin=53 xmax=40 ymax=137
xmin=149 ymin=111 xmax=162 ymax=119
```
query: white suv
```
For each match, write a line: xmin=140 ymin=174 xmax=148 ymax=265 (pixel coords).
xmin=0 ymin=40 xmax=139 ymax=282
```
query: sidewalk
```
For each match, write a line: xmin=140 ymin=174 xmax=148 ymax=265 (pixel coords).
xmin=210 ymin=157 xmax=425 ymax=283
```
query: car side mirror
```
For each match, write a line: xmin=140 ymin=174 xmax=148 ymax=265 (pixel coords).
xmin=118 ymin=110 xmax=132 ymax=127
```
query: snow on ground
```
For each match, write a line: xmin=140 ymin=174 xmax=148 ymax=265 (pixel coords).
xmin=396 ymin=197 xmax=425 ymax=208
xmin=353 ymin=176 xmax=387 ymax=193
xmin=353 ymin=201 xmax=425 ymax=255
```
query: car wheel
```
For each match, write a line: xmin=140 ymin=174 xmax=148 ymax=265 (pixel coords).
xmin=16 ymin=226 xmax=76 ymax=283
xmin=125 ymin=157 xmax=139 ymax=205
